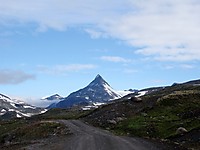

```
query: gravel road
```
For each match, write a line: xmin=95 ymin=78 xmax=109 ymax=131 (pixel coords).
xmin=23 ymin=120 xmax=165 ymax=150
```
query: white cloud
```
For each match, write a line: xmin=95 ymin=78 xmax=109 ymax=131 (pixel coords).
xmin=85 ymin=29 xmax=107 ymax=39
xmin=180 ymin=64 xmax=195 ymax=69
xmin=102 ymin=0 xmax=200 ymax=61
xmin=163 ymin=65 xmax=175 ymax=70
xmin=55 ymin=64 xmax=97 ymax=72
xmin=163 ymin=64 xmax=195 ymax=70
xmin=0 ymin=0 xmax=200 ymax=61
xmin=100 ymin=56 xmax=131 ymax=63
xmin=25 ymin=98 xmax=58 ymax=108
xmin=0 ymin=0 xmax=127 ymax=31
xmin=38 ymin=64 xmax=97 ymax=75
xmin=0 ymin=69 xmax=35 ymax=85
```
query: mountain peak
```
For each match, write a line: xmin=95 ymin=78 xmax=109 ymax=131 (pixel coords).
xmin=49 ymin=74 xmax=121 ymax=108
xmin=94 ymin=74 xmax=105 ymax=82
xmin=95 ymin=74 xmax=102 ymax=79
xmin=89 ymin=74 xmax=110 ymax=87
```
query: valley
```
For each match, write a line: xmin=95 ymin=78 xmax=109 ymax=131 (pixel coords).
xmin=1 ymin=1 xmax=200 ymax=149
xmin=0 ymin=76 xmax=200 ymax=149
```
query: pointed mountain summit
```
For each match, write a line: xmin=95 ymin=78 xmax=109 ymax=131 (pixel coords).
xmin=94 ymin=74 xmax=107 ymax=83
xmin=87 ymin=74 xmax=110 ymax=89
xmin=49 ymin=74 xmax=121 ymax=109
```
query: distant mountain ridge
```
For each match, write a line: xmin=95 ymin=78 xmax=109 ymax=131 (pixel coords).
xmin=175 ymin=79 xmax=200 ymax=86
xmin=0 ymin=94 xmax=46 ymax=120
xmin=46 ymin=75 xmax=200 ymax=109
xmin=48 ymin=75 xmax=131 ymax=109
xmin=42 ymin=94 xmax=64 ymax=101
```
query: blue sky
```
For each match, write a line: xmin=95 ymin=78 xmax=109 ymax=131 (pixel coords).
xmin=0 ymin=0 xmax=200 ymax=106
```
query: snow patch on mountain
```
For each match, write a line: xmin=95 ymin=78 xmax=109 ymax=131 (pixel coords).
xmin=103 ymin=83 xmax=121 ymax=99
xmin=136 ymin=91 xmax=148 ymax=97
xmin=117 ymin=90 xmax=135 ymax=97
xmin=48 ymin=75 xmax=130 ymax=109
xmin=0 ymin=93 xmax=47 ymax=119
xmin=41 ymin=94 xmax=64 ymax=101
xmin=23 ymin=105 xmax=36 ymax=109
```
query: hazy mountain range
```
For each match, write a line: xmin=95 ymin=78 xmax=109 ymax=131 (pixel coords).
xmin=0 ymin=94 xmax=46 ymax=120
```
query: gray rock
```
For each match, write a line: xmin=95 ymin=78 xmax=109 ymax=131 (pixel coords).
xmin=116 ymin=117 xmax=124 ymax=122
xmin=176 ymin=127 xmax=188 ymax=134
xmin=107 ymin=120 xmax=117 ymax=125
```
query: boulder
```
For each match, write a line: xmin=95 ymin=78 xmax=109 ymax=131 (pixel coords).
xmin=107 ymin=120 xmax=117 ymax=125
xmin=176 ymin=127 xmax=188 ymax=134
xmin=116 ymin=117 xmax=124 ymax=122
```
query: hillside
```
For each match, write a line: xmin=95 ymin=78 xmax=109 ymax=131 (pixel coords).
xmin=0 ymin=78 xmax=200 ymax=149
xmin=84 ymin=82 xmax=200 ymax=149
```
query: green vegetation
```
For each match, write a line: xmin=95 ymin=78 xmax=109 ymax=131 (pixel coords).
xmin=0 ymin=119 xmax=69 ymax=148
xmin=0 ymin=108 xmax=92 ymax=149
xmin=114 ymin=90 xmax=200 ymax=140
xmin=33 ymin=108 xmax=92 ymax=120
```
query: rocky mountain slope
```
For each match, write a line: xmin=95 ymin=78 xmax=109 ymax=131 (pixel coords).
xmin=0 ymin=94 xmax=46 ymax=120
xmin=48 ymin=75 xmax=132 ymax=109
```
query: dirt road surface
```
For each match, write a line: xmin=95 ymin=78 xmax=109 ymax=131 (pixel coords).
xmin=23 ymin=120 xmax=166 ymax=150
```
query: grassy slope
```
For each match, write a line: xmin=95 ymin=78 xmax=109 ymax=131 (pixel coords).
xmin=0 ymin=119 xmax=70 ymax=149
xmin=33 ymin=108 xmax=91 ymax=120
xmin=115 ymin=90 xmax=200 ymax=138
xmin=84 ymin=84 xmax=200 ymax=149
